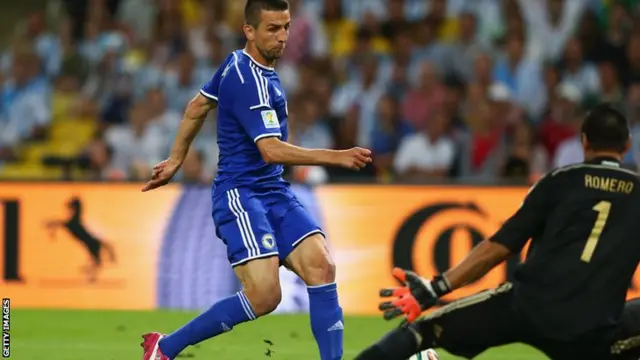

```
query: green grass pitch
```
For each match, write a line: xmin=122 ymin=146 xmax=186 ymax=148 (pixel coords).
xmin=10 ymin=309 xmax=546 ymax=359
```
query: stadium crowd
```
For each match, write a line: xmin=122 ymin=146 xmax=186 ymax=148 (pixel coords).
xmin=0 ymin=0 xmax=639 ymax=184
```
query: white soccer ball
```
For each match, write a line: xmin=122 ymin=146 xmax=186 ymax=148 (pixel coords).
xmin=408 ymin=349 xmax=439 ymax=360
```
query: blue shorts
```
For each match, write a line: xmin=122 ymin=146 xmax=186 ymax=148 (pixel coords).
xmin=212 ymin=186 xmax=324 ymax=267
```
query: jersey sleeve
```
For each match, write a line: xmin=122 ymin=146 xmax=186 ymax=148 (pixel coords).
xmin=219 ymin=63 xmax=282 ymax=143
xmin=199 ymin=54 xmax=234 ymax=101
xmin=489 ymin=174 xmax=554 ymax=253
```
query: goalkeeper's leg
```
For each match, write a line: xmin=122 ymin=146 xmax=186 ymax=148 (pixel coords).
xmin=355 ymin=283 xmax=521 ymax=360
xmin=612 ymin=298 xmax=640 ymax=359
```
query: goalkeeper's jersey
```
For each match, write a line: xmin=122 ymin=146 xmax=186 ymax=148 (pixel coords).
xmin=489 ymin=157 xmax=640 ymax=341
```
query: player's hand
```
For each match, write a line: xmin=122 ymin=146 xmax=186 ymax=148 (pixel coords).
xmin=142 ymin=159 xmax=181 ymax=192
xmin=335 ymin=147 xmax=372 ymax=171
xmin=379 ymin=268 xmax=450 ymax=323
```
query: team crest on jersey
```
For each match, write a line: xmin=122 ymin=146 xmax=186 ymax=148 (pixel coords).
xmin=262 ymin=234 xmax=276 ymax=249
xmin=261 ymin=110 xmax=280 ymax=129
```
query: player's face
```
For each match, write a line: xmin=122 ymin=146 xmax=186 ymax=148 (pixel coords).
xmin=254 ymin=10 xmax=291 ymax=61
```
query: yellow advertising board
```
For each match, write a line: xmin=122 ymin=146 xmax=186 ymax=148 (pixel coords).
xmin=0 ymin=183 xmax=180 ymax=309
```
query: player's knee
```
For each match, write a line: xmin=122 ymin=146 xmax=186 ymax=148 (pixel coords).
xmin=303 ymin=251 xmax=336 ymax=285
xmin=244 ymin=281 xmax=282 ymax=316
xmin=297 ymin=239 xmax=336 ymax=285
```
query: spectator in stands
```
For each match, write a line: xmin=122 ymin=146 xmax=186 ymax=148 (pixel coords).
xmin=401 ymin=61 xmax=445 ymax=131
xmin=3 ymin=0 xmax=640 ymax=184
xmin=82 ymin=48 xmax=132 ymax=126
xmin=520 ymin=0 xmax=586 ymax=62
xmin=603 ymin=0 xmax=635 ymax=75
xmin=57 ymin=18 xmax=90 ymax=83
xmin=104 ymin=102 xmax=167 ymax=180
xmin=290 ymin=95 xmax=332 ymax=186
xmin=559 ymin=37 xmax=600 ymax=98
xmin=179 ymin=147 xmax=210 ymax=184
xmin=0 ymin=50 xmax=51 ymax=160
xmin=599 ymin=61 xmax=625 ymax=109
xmin=327 ymin=104 xmax=376 ymax=180
xmin=24 ymin=11 xmax=61 ymax=77
xmin=539 ymin=63 xmax=562 ymax=119
xmin=393 ymin=105 xmax=454 ymax=182
xmin=164 ymin=51 xmax=203 ymax=112
xmin=330 ymin=53 xmax=383 ymax=147
xmin=427 ymin=0 xmax=459 ymax=42
xmin=470 ymin=52 xmax=493 ymax=94
xmin=311 ymin=73 xmax=334 ymax=120
xmin=444 ymin=11 xmax=488 ymax=82
xmin=149 ymin=4 xmax=187 ymax=66
xmin=144 ymin=87 xmax=181 ymax=140
xmin=79 ymin=19 xmax=107 ymax=69
xmin=624 ymin=34 xmax=640 ymax=88
xmin=77 ymin=135 xmax=123 ymax=180
xmin=461 ymin=81 xmax=486 ymax=131
xmin=492 ymin=33 xmax=545 ymax=119
xmin=187 ymin=2 xmax=232 ymax=63
xmin=413 ymin=17 xmax=447 ymax=77
xmin=277 ymin=0 xmax=328 ymax=91
xmin=293 ymin=95 xmax=333 ymax=150
xmin=359 ymin=10 xmax=391 ymax=54
xmin=378 ymin=30 xmax=416 ymax=97
xmin=576 ymin=9 xmax=601 ymax=62
xmin=370 ymin=94 xmax=413 ymax=178
xmin=541 ymin=83 xmax=584 ymax=167
xmin=380 ymin=0 xmax=411 ymax=41
xmin=322 ymin=0 xmax=353 ymax=59
xmin=442 ymin=77 xmax=465 ymax=129
xmin=456 ymin=96 xmax=506 ymax=182
xmin=502 ymin=122 xmax=533 ymax=180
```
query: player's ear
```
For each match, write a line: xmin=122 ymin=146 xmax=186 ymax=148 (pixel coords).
xmin=243 ymin=24 xmax=255 ymax=42
xmin=581 ymin=133 xmax=589 ymax=151
xmin=624 ymin=136 xmax=631 ymax=154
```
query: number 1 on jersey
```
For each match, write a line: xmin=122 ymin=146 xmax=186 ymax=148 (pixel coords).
xmin=581 ymin=200 xmax=612 ymax=263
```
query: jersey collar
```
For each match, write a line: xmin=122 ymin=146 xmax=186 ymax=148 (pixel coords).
xmin=242 ymin=49 xmax=275 ymax=71
xmin=585 ymin=157 xmax=621 ymax=167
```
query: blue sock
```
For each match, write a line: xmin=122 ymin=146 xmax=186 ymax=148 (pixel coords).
xmin=308 ymin=283 xmax=344 ymax=360
xmin=159 ymin=291 xmax=256 ymax=358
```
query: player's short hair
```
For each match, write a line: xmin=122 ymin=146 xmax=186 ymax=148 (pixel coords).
xmin=581 ymin=103 xmax=629 ymax=153
xmin=244 ymin=0 xmax=289 ymax=28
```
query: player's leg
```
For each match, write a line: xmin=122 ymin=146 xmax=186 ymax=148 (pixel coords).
xmin=272 ymin=191 xmax=342 ymax=360
xmin=612 ymin=298 xmax=640 ymax=359
xmin=284 ymin=234 xmax=343 ymax=360
xmin=355 ymin=283 xmax=522 ymax=360
xmin=527 ymin=299 xmax=640 ymax=360
xmin=154 ymin=258 xmax=281 ymax=359
xmin=152 ymin=189 xmax=282 ymax=359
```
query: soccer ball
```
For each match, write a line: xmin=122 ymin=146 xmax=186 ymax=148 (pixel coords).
xmin=408 ymin=349 xmax=439 ymax=360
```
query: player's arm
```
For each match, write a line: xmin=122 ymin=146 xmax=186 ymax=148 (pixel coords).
xmin=227 ymin=69 xmax=371 ymax=169
xmin=380 ymin=175 xmax=555 ymax=322
xmin=256 ymin=137 xmax=369 ymax=169
xmin=167 ymin=94 xmax=216 ymax=165
xmin=442 ymin=240 xmax=511 ymax=289
xmin=165 ymin=55 xmax=232 ymax=166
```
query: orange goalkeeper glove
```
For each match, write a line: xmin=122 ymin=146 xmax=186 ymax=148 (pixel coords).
xmin=378 ymin=268 xmax=452 ymax=324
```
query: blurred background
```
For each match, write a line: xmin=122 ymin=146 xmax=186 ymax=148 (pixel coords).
xmin=0 ymin=0 xmax=639 ymax=185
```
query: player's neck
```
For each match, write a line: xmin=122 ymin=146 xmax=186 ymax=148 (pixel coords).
xmin=244 ymin=45 xmax=276 ymax=69
xmin=584 ymin=151 xmax=622 ymax=163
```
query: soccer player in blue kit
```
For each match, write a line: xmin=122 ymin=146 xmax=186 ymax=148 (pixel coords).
xmin=139 ymin=1 xmax=372 ymax=359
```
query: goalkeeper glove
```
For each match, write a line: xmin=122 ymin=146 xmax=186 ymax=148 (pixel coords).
xmin=378 ymin=268 xmax=452 ymax=323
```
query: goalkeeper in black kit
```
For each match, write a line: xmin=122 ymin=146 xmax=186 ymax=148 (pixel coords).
xmin=355 ymin=104 xmax=640 ymax=360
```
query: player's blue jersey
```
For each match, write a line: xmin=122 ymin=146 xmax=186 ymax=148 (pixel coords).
xmin=200 ymin=50 xmax=289 ymax=195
